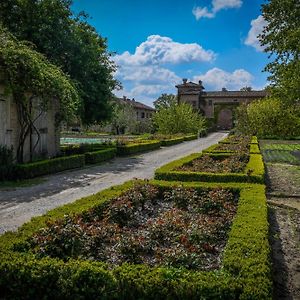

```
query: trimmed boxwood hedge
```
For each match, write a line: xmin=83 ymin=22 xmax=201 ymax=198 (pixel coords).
xmin=160 ymin=137 xmax=185 ymax=146
xmin=84 ymin=148 xmax=117 ymax=164
xmin=117 ymin=140 xmax=161 ymax=155
xmin=0 ymin=180 xmax=271 ymax=299
xmin=202 ymin=143 xmax=260 ymax=154
xmin=12 ymin=155 xmax=86 ymax=180
xmin=183 ymin=134 xmax=198 ymax=141
xmin=154 ymin=152 xmax=265 ymax=183
xmin=219 ymin=136 xmax=258 ymax=145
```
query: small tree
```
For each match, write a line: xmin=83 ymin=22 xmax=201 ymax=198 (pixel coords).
xmin=153 ymin=102 xmax=206 ymax=134
xmin=154 ymin=94 xmax=177 ymax=111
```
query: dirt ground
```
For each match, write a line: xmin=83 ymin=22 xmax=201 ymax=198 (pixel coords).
xmin=265 ymin=161 xmax=300 ymax=299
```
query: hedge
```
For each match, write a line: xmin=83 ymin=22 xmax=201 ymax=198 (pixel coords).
xmin=117 ymin=140 xmax=161 ymax=155
xmin=160 ymin=137 xmax=185 ymax=146
xmin=60 ymin=143 xmax=116 ymax=156
xmin=183 ymin=134 xmax=198 ymax=141
xmin=202 ymin=143 xmax=260 ymax=154
xmin=0 ymin=180 xmax=271 ymax=299
xmin=11 ymin=155 xmax=86 ymax=180
xmin=84 ymin=148 xmax=117 ymax=164
xmin=154 ymin=153 xmax=265 ymax=183
xmin=219 ymin=136 xmax=258 ymax=145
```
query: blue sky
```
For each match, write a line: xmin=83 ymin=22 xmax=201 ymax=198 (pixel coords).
xmin=72 ymin=0 xmax=269 ymax=107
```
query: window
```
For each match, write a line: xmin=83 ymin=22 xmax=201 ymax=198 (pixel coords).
xmin=141 ymin=112 xmax=145 ymax=118
xmin=208 ymin=100 xmax=212 ymax=106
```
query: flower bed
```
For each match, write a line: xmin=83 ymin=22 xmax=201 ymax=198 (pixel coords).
xmin=203 ymin=142 xmax=260 ymax=154
xmin=219 ymin=135 xmax=258 ymax=145
xmin=155 ymin=152 xmax=265 ymax=183
xmin=0 ymin=180 xmax=271 ymax=299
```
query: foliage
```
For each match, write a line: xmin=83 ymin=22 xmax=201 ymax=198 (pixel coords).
xmin=116 ymin=140 xmax=161 ymax=155
xmin=0 ymin=180 xmax=271 ymax=299
xmin=0 ymin=0 xmax=119 ymax=124
xmin=260 ymin=0 xmax=300 ymax=104
xmin=84 ymin=148 xmax=116 ymax=164
xmin=0 ymin=145 xmax=15 ymax=180
xmin=154 ymin=93 xmax=177 ymax=110
xmin=0 ymin=26 xmax=79 ymax=162
xmin=110 ymin=100 xmax=138 ymax=134
xmin=236 ymin=98 xmax=300 ymax=138
xmin=153 ymin=102 xmax=206 ymax=134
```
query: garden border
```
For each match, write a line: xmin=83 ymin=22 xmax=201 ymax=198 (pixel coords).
xmin=0 ymin=179 xmax=271 ymax=299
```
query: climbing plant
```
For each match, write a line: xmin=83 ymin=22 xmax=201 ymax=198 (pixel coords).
xmin=0 ymin=27 xmax=79 ymax=162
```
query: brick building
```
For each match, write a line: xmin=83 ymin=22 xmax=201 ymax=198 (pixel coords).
xmin=176 ymin=79 xmax=267 ymax=129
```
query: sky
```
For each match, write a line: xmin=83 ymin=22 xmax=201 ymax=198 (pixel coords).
xmin=72 ymin=0 xmax=269 ymax=107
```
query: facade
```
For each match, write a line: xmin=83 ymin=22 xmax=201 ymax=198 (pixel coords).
xmin=176 ymin=79 xmax=267 ymax=129
xmin=0 ymin=82 xmax=60 ymax=162
xmin=117 ymin=96 xmax=155 ymax=121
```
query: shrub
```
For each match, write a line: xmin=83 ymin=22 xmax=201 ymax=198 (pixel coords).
xmin=84 ymin=148 xmax=116 ymax=164
xmin=0 ymin=180 xmax=271 ymax=299
xmin=13 ymin=155 xmax=85 ymax=179
xmin=0 ymin=145 xmax=14 ymax=180
xmin=117 ymin=140 xmax=161 ymax=155
xmin=160 ymin=137 xmax=185 ymax=146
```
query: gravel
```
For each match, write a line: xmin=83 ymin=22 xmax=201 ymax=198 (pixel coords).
xmin=0 ymin=132 xmax=227 ymax=234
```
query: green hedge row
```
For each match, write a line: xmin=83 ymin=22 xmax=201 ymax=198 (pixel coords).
xmin=13 ymin=155 xmax=86 ymax=180
xmin=0 ymin=180 xmax=271 ymax=299
xmin=84 ymin=148 xmax=117 ymax=164
xmin=219 ymin=136 xmax=258 ymax=145
xmin=60 ymin=143 xmax=116 ymax=156
xmin=154 ymin=152 xmax=265 ymax=183
xmin=202 ymin=142 xmax=260 ymax=154
xmin=117 ymin=140 xmax=161 ymax=155
xmin=183 ymin=134 xmax=198 ymax=141
xmin=160 ymin=137 xmax=185 ymax=146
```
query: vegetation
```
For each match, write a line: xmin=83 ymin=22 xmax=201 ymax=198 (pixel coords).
xmin=0 ymin=180 xmax=271 ymax=299
xmin=154 ymin=102 xmax=206 ymax=135
xmin=0 ymin=0 xmax=119 ymax=124
xmin=236 ymin=99 xmax=300 ymax=138
xmin=0 ymin=26 xmax=79 ymax=162
xmin=154 ymin=93 xmax=177 ymax=111
xmin=260 ymin=0 xmax=300 ymax=104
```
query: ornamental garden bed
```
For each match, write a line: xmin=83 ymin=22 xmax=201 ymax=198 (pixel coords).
xmin=155 ymin=152 xmax=265 ymax=183
xmin=219 ymin=135 xmax=258 ymax=145
xmin=0 ymin=180 xmax=271 ymax=299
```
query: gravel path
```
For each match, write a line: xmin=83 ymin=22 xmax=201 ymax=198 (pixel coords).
xmin=0 ymin=132 xmax=227 ymax=234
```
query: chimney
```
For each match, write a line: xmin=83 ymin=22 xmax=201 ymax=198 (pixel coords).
xmin=222 ymin=88 xmax=227 ymax=92
xmin=198 ymin=80 xmax=202 ymax=85
xmin=132 ymin=98 xmax=135 ymax=102
xmin=182 ymin=78 xmax=187 ymax=84
xmin=123 ymin=96 xmax=127 ymax=100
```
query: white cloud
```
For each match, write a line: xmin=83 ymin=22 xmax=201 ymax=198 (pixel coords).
xmin=193 ymin=67 xmax=253 ymax=90
xmin=192 ymin=0 xmax=242 ymax=20
xmin=114 ymin=35 xmax=216 ymax=65
xmin=245 ymin=15 xmax=267 ymax=52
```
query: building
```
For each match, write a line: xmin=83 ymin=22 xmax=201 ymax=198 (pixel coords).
xmin=176 ymin=79 xmax=267 ymax=129
xmin=117 ymin=96 xmax=155 ymax=120
xmin=0 ymin=82 xmax=60 ymax=163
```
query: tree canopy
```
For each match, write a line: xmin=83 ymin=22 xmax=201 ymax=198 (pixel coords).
xmin=153 ymin=102 xmax=206 ymax=134
xmin=260 ymin=0 xmax=300 ymax=103
xmin=154 ymin=94 xmax=177 ymax=111
xmin=0 ymin=0 xmax=119 ymax=124
xmin=0 ymin=26 xmax=79 ymax=162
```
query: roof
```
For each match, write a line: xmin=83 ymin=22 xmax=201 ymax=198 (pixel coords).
xmin=203 ymin=90 xmax=268 ymax=98
xmin=176 ymin=81 xmax=203 ymax=88
xmin=116 ymin=97 xmax=156 ymax=111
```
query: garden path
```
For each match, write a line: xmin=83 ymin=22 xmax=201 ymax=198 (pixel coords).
xmin=0 ymin=132 xmax=227 ymax=234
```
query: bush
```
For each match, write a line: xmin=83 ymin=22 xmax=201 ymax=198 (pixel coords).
xmin=184 ymin=134 xmax=198 ymax=141
xmin=155 ymin=153 xmax=265 ymax=183
xmin=0 ymin=180 xmax=271 ymax=299
xmin=13 ymin=155 xmax=85 ymax=179
xmin=85 ymin=148 xmax=116 ymax=164
xmin=0 ymin=145 xmax=14 ymax=180
xmin=117 ymin=140 xmax=161 ymax=155
xmin=60 ymin=142 xmax=115 ymax=156
xmin=160 ymin=137 xmax=185 ymax=146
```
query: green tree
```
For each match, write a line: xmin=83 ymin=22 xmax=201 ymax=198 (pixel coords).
xmin=153 ymin=102 xmax=206 ymax=134
xmin=0 ymin=27 xmax=79 ymax=162
xmin=0 ymin=0 xmax=119 ymax=124
xmin=110 ymin=101 xmax=137 ymax=135
xmin=236 ymin=98 xmax=300 ymax=138
xmin=154 ymin=94 xmax=177 ymax=110
xmin=260 ymin=0 xmax=300 ymax=103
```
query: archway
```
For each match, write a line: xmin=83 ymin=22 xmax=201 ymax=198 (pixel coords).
xmin=217 ymin=108 xmax=233 ymax=130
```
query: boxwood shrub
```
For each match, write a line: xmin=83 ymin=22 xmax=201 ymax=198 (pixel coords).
xmin=117 ymin=140 xmax=161 ymax=155
xmin=0 ymin=180 xmax=271 ymax=299
xmin=160 ymin=137 xmax=185 ymax=146
xmin=183 ymin=134 xmax=198 ymax=141
xmin=154 ymin=153 xmax=265 ymax=183
xmin=84 ymin=148 xmax=117 ymax=164
xmin=12 ymin=155 xmax=85 ymax=180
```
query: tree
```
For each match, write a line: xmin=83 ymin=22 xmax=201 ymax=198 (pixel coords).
xmin=110 ymin=102 xmax=137 ymax=135
xmin=240 ymin=86 xmax=253 ymax=91
xmin=260 ymin=0 xmax=300 ymax=103
xmin=154 ymin=94 xmax=177 ymax=111
xmin=235 ymin=98 xmax=300 ymax=138
xmin=153 ymin=102 xmax=206 ymax=134
xmin=0 ymin=0 xmax=119 ymax=124
xmin=0 ymin=27 xmax=79 ymax=162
